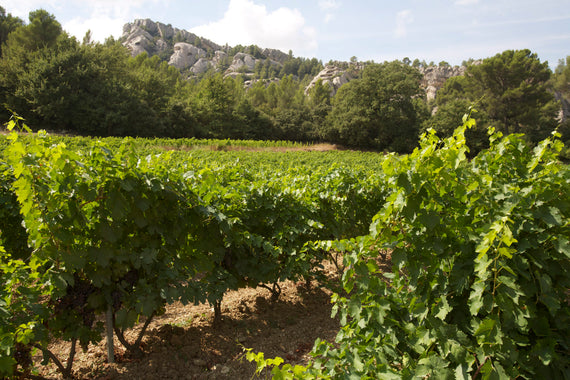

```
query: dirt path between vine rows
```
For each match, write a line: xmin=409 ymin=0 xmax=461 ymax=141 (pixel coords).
xmin=34 ymin=262 xmax=352 ymax=379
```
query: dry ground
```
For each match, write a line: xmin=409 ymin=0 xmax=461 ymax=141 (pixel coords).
xmin=33 ymin=263 xmax=344 ymax=380
xmin=32 ymin=253 xmax=391 ymax=380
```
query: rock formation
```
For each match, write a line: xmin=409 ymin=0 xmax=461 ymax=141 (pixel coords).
xmin=121 ymin=19 xmax=221 ymax=59
xmin=228 ymin=53 xmax=257 ymax=73
xmin=419 ymin=65 xmax=466 ymax=102
xmin=305 ymin=64 xmax=360 ymax=95
xmin=305 ymin=63 xmax=467 ymax=100
xmin=121 ymin=18 xmax=468 ymax=101
xmin=120 ymin=19 xmax=291 ymax=78
xmin=555 ymin=91 xmax=570 ymax=123
xmin=191 ymin=58 xmax=211 ymax=74
xmin=168 ymin=43 xmax=206 ymax=70
xmin=212 ymin=51 xmax=228 ymax=67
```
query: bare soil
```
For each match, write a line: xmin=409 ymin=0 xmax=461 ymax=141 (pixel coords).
xmin=33 ymin=263 xmax=345 ymax=380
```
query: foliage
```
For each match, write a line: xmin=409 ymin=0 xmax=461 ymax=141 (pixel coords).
xmin=552 ymin=56 xmax=570 ymax=96
xmin=551 ymin=56 xmax=570 ymax=159
xmin=0 ymin=6 xmax=23 ymax=57
xmin=0 ymin=32 xmax=200 ymax=138
xmin=1 ymin=116 xmax=227 ymax=376
xmin=4 ymin=9 xmax=61 ymax=52
xmin=0 ymin=253 xmax=52 ymax=378
xmin=0 ymin=169 xmax=31 ymax=262
xmin=0 ymin=114 xmax=389 ymax=376
xmin=248 ymin=113 xmax=570 ymax=379
xmin=326 ymin=61 xmax=426 ymax=152
xmin=432 ymin=49 xmax=559 ymax=153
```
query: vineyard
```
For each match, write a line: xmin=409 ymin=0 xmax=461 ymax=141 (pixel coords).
xmin=1 ymin=114 xmax=569 ymax=379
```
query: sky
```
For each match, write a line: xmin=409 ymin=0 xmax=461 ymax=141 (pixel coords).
xmin=3 ymin=0 xmax=569 ymax=69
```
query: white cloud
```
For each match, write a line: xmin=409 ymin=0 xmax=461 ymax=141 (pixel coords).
xmin=455 ymin=0 xmax=479 ymax=5
xmin=190 ymin=0 xmax=317 ymax=56
xmin=395 ymin=10 xmax=414 ymax=38
xmin=61 ymin=0 xmax=162 ymax=42
xmin=64 ymin=15 xmax=126 ymax=43
xmin=318 ymin=0 xmax=341 ymax=24
xmin=318 ymin=0 xmax=341 ymax=11
xmin=5 ymin=0 xmax=165 ymax=42
xmin=4 ymin=0 xmax=59 ymax=19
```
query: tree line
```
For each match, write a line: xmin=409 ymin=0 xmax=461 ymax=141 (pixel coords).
xmin=1 ymin=7 xmax=569 ymax=155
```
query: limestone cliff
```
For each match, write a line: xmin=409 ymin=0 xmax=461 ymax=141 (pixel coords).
xmin=418 ymin=65 xmax=466 ymax=102
xmin=121 ymin=19 xmax=467 ymax=100
xmin=121 ymin=19 xmax=221 ymax=60
xmin=305 ymin=64 xmax=362 ymax=96
xmin=120 ymin=19 xmax=288 ymax=77
xmin=305 ymin=63 xmax=467 ymax=100
xmin=168 ymin=43 xmax=206 ymax=70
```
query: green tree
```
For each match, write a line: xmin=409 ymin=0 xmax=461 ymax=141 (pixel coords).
xmin=1 ymin=37 xmax=135 ymax=135
xmin=0 ymin=6 xmax=23 ymax=57
xmin=469 ymin=49 xmax=557 ymax=142
xmin=307 ymin=79 xmax=331 ymax=108
xmin=194 ymin=72 xmax=239 ymax=138
xmin=246 ymin=79 xmax=268 ymax=109
xmin=429 ymin=49 xmax=559 ymax=151
xmin=127 ymin=52 xmax=197 ymax=137
xmin=232 ymin=97 xmax=276 ymax=140
xmin=0 ymin=29 xmax=197 ymax=137
xmin=424 ymin=75 xmax=492 ymax=154
xmin=552 ymin=56 xmax=570 ymax=96
xmin=326 ymin=61 xmax=425 ymax=152
xmin=7 ymin=9 xmax=62 ymax=51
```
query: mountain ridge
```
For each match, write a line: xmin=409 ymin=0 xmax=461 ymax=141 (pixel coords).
xmin=120 ymin=18 xmax=467 ymax=99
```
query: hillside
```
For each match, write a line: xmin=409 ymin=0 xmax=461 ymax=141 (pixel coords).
xmin=121 ymin=19 xmax=302 ymax=77
xmin=120 ymin=19 xmax=465 ymax=99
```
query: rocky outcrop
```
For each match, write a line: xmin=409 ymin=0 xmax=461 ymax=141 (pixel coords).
xmin=122 ymin=28 xmax=156 ymax=57
xmin=555 ymin=91 xmax=570 ymax=123
xmin=191 ymin=58 xmax=211 ymax=74
xmin=228 ymin=53 xmax=257 ymax=73
xmin=121 ymin=18 xmax=467 ymax=101
xmin=305 ymin=64 xmax=360 ymax=95
xmin=121 ymin=19 xmax=221 ymax=58
xmin=168 ymin=43 xmax=206 ymax=70
xmin=120 ymin=19 xmax=290 ymax=78
xmin=419 ymin=65 xmax=466 ymax=102
xmin=212 ymin=51 xmax=228 ymax=67
xmin=306 ymin=63 xmax=467 ymax=100
xmin=261 ymin=48 xmax=290 ymax=64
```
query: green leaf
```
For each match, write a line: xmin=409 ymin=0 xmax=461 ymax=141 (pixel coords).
xmin=419 ymin=211 xmax=440 ymax=230
xmin=454 ymin=364 xmax=469 ymax=380
xmin=474 ymin=316 xmax=502 ymax=345
xmin=531 ymin=338 xmax=555 ymax=365
xmin=109 ymin=189 xmax=128 ymax=220
xmin=352 ymin=350 xmax=364 ymax=372
xmin=435 ymin=296 xmax=452 ymax=320
xmin=535 ymin=206 xmax=563 ymax=227
xmin=347 ymin=298 xmax=362 ymax=319
xmin=554 ymin=236 xmax=570 ymax=258
xmin=98 ymin=222 xmax=121 ymax=243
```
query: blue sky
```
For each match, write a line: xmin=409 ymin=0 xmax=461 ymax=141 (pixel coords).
xmin=3 ymin=0 xmax=569 ymax=68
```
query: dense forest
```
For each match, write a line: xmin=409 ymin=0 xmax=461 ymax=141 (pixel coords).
xmin=1 ymin=7 xmax=569 ymax=156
